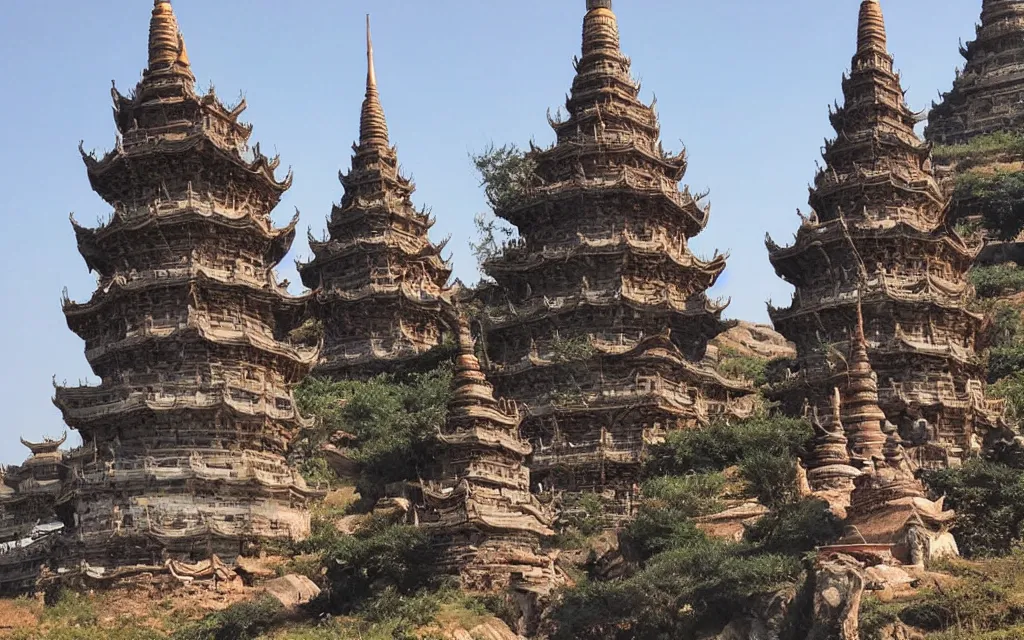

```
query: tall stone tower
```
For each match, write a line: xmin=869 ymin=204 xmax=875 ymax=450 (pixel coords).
xmin=55 ymin=1 xmax=319 ymax=571
xmin=766 ymin=0 xmax=1006 ymax=467
xmin=927 ymin=0 xmax=1024 ymax=144
xmin=299 ymin=17 xmax=452 ymax=380
xmin=479 ymin=0 xmax=754 ymax=519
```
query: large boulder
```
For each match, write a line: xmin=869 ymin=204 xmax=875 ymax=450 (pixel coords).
xmin=711 ymin=321 xmax=796 ymax=361
xmin=261 ymin=574 xmax=321 ymax=609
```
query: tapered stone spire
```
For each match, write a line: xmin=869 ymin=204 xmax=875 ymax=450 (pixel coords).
xmin=359 ymin=15 xmax=389 ymax=149
xmin=841 ymin=304 xmax=889 ymax=463
xmin=147 ymin=0 xmax=193 ymax=80
xmin=856 ymin=0 xmax=887 ymax=54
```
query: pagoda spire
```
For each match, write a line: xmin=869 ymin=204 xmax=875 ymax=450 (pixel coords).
xmin=360 ymin=15 xmax=390 ymax=149
xmin=449 ymin=315 xmax=505 ymax=418
xmin=147 ymin=0 xmax=193 ymax=81
xmin=841 ymin=303 xmax=889 ymax=463
xmin=582 ymin=0 xmax=621 ymax=60
xmin=856 ymin=0 xmax=887 ymax=56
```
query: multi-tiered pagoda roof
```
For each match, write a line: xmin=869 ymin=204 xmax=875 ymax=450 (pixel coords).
xmin=480 ymin=0 xmax=755 ymax=519
xmin=767 ymin=0 xmax=1005 ymax=467
xmin=927 ymin=0 xmax=1024 ymax=144
xmin=53 ymin=0 xmax=319 ymax=572
xmin=299 ymin=18 xmax=452 ymax=380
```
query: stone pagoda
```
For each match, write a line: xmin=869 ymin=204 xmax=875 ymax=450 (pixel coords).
xmin=927 ymin=0 xmax=1024 ymax=145
xmin=927 ymin=1 xmax=1024 ymax=262
xmin=417 ymin=312 xmax=556 ymax=596
xmin=299 ymin=18 xmax=452 ymax=380
xmin=0 ymin=436 xmax=68 ymax=596
xmin=479 ymin=0 xmax=754 ymax=519
xmin=54 ymin=0 xmax=319 ymax=572
xmin=767 ymin=0 xmax=1005 ymax=468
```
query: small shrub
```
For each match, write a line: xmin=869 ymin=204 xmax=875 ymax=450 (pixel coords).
xmin=989 ymin=345 xmax=1024 ymax=383
xmin=320 ymin=517 xmax=440 ymax=614
xmin=172 ymin=595 xmax=284 ymax=640
xmin=991 ymin=372 xmax=1024 ymax=423
xmin=553 ymin=493 xmax=609 ymax=548
xmin=922 ymin=459 xmax=1024 ymax=558
xmin=955 ymin=172 xmax=1024 ymax=241
xmin=717 ymin=350 xmax=770 ymax=386
xmin=739 ymin=450 xmax=798 ymax=509
xmin=551 ymin=535 xmax=800 ymax=639
xmin=550 ymin=333 xmax=597 ymax=363
xmin=971 ymin=264 xmax=1024 ymax=298
xmin=933 ymin=132 xmax=1024 ymax=165
xmin=295 ymin=368 xmax=451 ymax=504
xmin=745 ymin=498 xmax=844 ymax=555
xmin=42 ymin=590 xmax=99 ymax=627
xmin=624 ymin=474 xmax=725 ymax=560
xmin=645 ymin=415 xmax=812 ymax=477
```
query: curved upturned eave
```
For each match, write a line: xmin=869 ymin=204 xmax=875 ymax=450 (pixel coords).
xmin=69 ymin=207 xmax=299 ymax=277
xmin=484 ymin=288 xmax=728 ymax=333
xmin=438 ymin=428 xmax=532 ymax=457
xmin=301 ymin=238 xmax=451 ymax=285
xmin=62 ymin=268 xmax=310 ymax=337
xmin=485 ymin=242 xmax=726 ymax=281
xmin=82 ymin=321 xmax=319 ymax=375
xmin=766 ymin=223 xmax=980 ymax=284
xmin=497 ymin=181 xmax=709 ymax=237
xmin=536 ymin=139 xmax=688 ymax=181
xmin=313 ymin=282 xmax=449 ymax=309
xmin=768 ymin=294 xmax=983 ymax=332
xmin=53 ymin=387 xmax=313 ymax=431
xmin=808 ymin=171 xmax=947 ymax=214
xmin=492 ymin=333 xmax=753 ymax=394
xmin=327 ymin=200 xmax=433 ymax=234
xmin=81 ymin=133 xmax=292 ymax=204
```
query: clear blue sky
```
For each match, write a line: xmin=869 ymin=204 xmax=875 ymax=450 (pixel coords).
xmin=0 ymin=0 xmax=980 ymax=463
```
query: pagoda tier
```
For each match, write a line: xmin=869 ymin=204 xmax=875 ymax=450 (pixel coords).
xmin=927 ymin=0 xmax=1024 ymax=144
xmin=0 ymin=437 xmax=68 ymax=596
xmin=479 ymin=0 xmax=752 ymax=518
xmin=767 ymin=0 xmax=1006 ymax=466
xmin=416 ymin=315 xmax=556 ymax=595
xmin=54 ymin=1 xmax=318 ymax=572
xmin=298 ymin=18 xmax=452 ymax=380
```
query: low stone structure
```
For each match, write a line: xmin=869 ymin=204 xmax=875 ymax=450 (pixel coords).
xmin=802 ymin=389 xmax=862 ymax=518
xmin=0 ymin=436 xmax=68 ymax=596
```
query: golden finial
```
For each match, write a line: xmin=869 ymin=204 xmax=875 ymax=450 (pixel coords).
xmin=148 ymin=0 xmax=192 ymax=76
